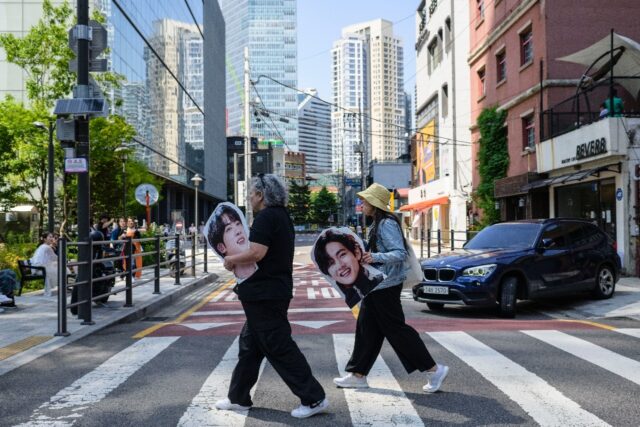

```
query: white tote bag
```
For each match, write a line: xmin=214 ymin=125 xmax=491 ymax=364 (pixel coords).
xmin=404 ymin=243 xmax=424 ymax=288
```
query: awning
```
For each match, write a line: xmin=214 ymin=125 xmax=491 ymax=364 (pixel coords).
xmin=396 ymin=188 xmax=410 ymax=198
xmin=399 ymin=196 xmax=449 ymax=212
xmin=522 ymin=163 xmax=620 ymax=191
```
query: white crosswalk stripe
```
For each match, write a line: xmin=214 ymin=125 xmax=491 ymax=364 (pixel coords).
xmin=15 ymin=337 xmax=179 ymax=427
xmin=523 ymin=329 xmax=640 ymax=386
xmin=614 ymin=327 xmax=640 ymax=339
xmin=333 ymin=333 xmax=424 ymax=426
xmin=177 ymin=337 xmax=266 ymax=426
xmin=428 ymin=331 xmax=610 ymax=427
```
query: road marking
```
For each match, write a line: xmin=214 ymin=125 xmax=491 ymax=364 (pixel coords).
xmin=180 ymin=322 xmax=240 ymax=331
xmin=133 ymin=279 xmax=235 ymax=339
xmin=211 ymin=289 xmax=230 ymax=301
xmin=0 ymin=336 xmax=52 ymax=362
xmin=192 ymin=307 xmax=351 ymax=316
xmin=311 ymin=280 xmax=319 ymax=286
xmin=291 ymin=320 xmax=342 ymax=329
xmin=557 ymin=319 xmax=617 ymax=331
xmin=428 ymin=331 xmax=610 ymax=427
xmin=523 ymin=329 xmax=640 ymax=386
xmin=177 ymin=337 xmax=265 ymax=426
xmin=615 ymin=328 xmax=640 ymax=339
xmin=333 ymin=334 xmax=424 ymax=426
xmin=16 ymin=337 xmax=178 ymax=426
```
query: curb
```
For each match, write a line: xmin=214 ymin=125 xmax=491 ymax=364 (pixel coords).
xmin=0 ymin=272 xmax=223 ymax=378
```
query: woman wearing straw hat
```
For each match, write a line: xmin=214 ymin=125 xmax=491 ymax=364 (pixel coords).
xmin=333 ymin=183 xmax=450 ymax=392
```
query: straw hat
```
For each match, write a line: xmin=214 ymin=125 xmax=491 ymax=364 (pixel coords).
xmin=357 ymin=183 xmax=391 ymax=213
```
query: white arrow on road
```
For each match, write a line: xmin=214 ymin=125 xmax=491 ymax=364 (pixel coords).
xmin=290 ymin=320 xmax=342 ymax=329
xmin=180 ymin=322 xmax=239 ymax=331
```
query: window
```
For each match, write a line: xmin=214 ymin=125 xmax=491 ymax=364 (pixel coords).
xmin=539 ymin=224 xmax=570 ymax=250
xmin=477 ymin=0 xmax=485 ymax=20
xmin=522 ymin=114 xmax=535 ymax=149
xmin=444 ymin=18 xmax=452 ymax=53
xmin=442 ymin=84 xmax=449 ymax=118
xmin=496 ymin=51 xmax=506 ymax=83
xmin=477 ymin=67 xmax=486 ymax=98
xmin=520 ymin=28 xmax=533 ymax=65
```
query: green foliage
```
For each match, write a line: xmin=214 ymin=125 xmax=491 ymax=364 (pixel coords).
xmin=0 ymin=0 xmax=75 ymax=111
xmin=476 ymin=107 xmax=509 ymax=226
xmin=288 ymin=180 xmax=311 ymax=225
xmin=310 ymin=187 xmax=338 ymax=226
xmin=62 ymin=115 xmax=163 ymax=226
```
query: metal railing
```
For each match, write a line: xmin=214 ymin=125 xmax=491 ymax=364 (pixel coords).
xmin=55 ymin=233 xmax=209 ymax=337
xmin=416 ymin=229 xmax=479 ymax=259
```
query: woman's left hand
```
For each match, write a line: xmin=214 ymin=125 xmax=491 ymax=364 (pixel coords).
xmin=361 ymin=252 xmax=374 ymax=264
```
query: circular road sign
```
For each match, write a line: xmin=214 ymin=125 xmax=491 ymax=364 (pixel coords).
xmin=135 ymin=183 xmax=159 ymax=206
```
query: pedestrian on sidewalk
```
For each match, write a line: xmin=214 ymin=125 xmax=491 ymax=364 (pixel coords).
xmin=333 ymin=183 xmax=450 ymax=393
xmin=30 ymin=232 xmax=59 ymax=296
xmin=120 ymin=217 xmax=142 ymax=280
xmin=215 ymin=173 xmax=328 ymax=419
xmin=0 ymin=269 xmax=19 ymax=308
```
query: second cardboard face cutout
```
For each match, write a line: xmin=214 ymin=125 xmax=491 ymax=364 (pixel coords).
xmin=311 ymin=227 xmax=386 ymax=308
xmin=204 ymin=202 xmax=258 ymax=283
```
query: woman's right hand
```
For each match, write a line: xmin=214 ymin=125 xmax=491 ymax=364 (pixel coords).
xmin=361 ymin=252 xmax=374 ymax=264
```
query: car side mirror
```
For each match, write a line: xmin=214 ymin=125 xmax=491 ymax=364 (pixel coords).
xmin=541 ymin=238 xmax=554 ymax=249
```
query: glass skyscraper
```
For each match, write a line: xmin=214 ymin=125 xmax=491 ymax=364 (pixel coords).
xmin=219 ymin=0 xmax=298 ymax=152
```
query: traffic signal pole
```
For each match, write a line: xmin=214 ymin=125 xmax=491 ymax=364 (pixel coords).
xmin=76 ymin=0 xmax=92 ymax=323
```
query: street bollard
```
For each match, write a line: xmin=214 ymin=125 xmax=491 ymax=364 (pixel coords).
xmin=203 ymin=238 xmax=208 ymax=273
xmin=191 ymin=233 xmax=196 ymax=277
xmin=153 ymin=235 xmax=161 ymax=294
xmin=427 ymin=229 xmax=431 ymax=258
xmin=437 ymin=229 xmax=442 ymax=254
xmin=55 ymin=237 xmax=70 ymax=336
xmin=175 ymin=234 xmax=181 ymax=286
xmin=125 ymin=237 xmax=133 ymax=307
xmin=420 ymin=228 xmax=424 ymax=259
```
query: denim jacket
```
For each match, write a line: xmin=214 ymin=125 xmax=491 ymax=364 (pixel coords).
xmin=368 ymin=218 xmax=407 ymax=291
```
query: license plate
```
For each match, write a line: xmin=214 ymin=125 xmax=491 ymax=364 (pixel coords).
xmin=423 ymin=286 xmax=449 ymax=295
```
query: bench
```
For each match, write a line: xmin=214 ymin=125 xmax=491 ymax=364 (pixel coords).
xmin=17 ymin=260 xmax=46 ymax=296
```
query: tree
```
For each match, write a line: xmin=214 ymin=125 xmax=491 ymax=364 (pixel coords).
xmin=310 ymin=186 xmax=338 ymax=226
xmin=288 ymin=180 xmax=311 ymax=225
xmin=62 ymin=115 xmax=163 ymax=229
xmin=475 ymin=107 xmax=509 ymax=226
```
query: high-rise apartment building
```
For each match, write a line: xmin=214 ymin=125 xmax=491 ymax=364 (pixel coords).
xmin=219 ymin=0 xmax=298 ymax=152
xmin=298 ymin=89 xmax=332 ymax=174
xmin=332 ymin=19 xmax=405 ymax=177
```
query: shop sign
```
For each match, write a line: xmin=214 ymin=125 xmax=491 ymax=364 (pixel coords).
xmin=575 ymin=138 xmax=607 ymax=161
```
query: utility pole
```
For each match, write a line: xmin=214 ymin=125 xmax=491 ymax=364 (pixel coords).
xmin=358 ymin=100 xmax=366 ymax=231
xmin=233 ymin=152 xmax=239 ymax=204
xmin=244 ymin=47 xmax=253 ymax=224
xmin=76 ymin=0 xmax=91 ymax=323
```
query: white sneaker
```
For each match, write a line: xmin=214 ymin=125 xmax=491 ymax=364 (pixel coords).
xmin=291 ymin=398 xmax=329 ymax=419
xmin=333 ymin=373 xmax=369 ymax=388
xmin=214 ymin=398 xmax=251 ymax=411
xmin=0 ymin=294 xmax=12 ymax=303
xmin=423 ymin=364 xmax=449 ymax=393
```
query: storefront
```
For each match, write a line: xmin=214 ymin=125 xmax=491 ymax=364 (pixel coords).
xmin=536 ymin=116 xmax=639 ymax=274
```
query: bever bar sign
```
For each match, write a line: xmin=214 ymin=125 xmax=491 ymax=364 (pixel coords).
xmin=576 ymin=137 xmax=607 ymax=160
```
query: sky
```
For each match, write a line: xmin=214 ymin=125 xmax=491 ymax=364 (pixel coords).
xmin=297 ymin=0 xmax=418 ymax=103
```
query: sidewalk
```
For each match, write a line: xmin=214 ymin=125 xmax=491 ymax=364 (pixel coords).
xmin=0 ymin=250 xmax=231 ymax=377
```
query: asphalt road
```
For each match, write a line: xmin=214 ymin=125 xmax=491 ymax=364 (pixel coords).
xmin=1 ymin=237 xmax=639 ymax=426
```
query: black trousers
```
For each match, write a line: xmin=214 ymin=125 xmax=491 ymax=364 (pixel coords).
xmin=227 ymin=299 xmax=325 ymax=407
xmin=346 ymin=284 xmax=437 ymax=375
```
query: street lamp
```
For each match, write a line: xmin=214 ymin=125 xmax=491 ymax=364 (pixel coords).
xmin=33 ymin=120 xmax=56 ymax=233
xmin=114 ymin=144 xmax=134 ymax=219
xmin=191 ymin=173 xmax=203 ymax=245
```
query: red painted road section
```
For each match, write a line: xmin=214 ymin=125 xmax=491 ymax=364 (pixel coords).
xmin=150 ymin=264 xmax=601 ymax=337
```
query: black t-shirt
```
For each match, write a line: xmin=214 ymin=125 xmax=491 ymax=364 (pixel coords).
xmin=234 ymin=206 xmax=294 ymax=301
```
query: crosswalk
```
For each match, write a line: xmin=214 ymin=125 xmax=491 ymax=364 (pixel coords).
xmin=9 ymin=328 xmax=640 ymax=426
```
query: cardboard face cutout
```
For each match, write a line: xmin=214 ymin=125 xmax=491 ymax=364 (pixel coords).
xmin=311 ymin=227 xmax=386 ymax=308
xmin=204 ymin=202 xmax=258 ymax=283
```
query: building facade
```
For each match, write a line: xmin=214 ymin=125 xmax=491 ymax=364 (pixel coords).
xmin=219 ymin=0 xmax=299 ymax=151
xmin=297 ymin=89 xmax=332 ymax=174
xmin=404 ymin=0 xmax=472 ymax=239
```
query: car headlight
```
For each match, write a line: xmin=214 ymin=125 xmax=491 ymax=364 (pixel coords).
xmin=462 ymin=264 xmax=497 ymax=277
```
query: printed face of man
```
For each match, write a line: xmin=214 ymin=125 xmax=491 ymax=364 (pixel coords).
xmin=325 ymin=241 xmax=361 ymax=285
xmin=216 ymin=213 xmax=248 ymax=256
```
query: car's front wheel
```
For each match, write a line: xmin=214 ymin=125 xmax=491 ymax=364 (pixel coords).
xmin=592 ymin=265 xmax=616 ymax=299
xmin=498 ymin=276 xmax=517 ymax=318
xmin=427 ymin=302 xmax=444 ymax=311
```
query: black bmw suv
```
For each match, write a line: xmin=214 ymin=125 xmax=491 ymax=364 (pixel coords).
xmin=412 ymin=219 xmax=621 ymax=317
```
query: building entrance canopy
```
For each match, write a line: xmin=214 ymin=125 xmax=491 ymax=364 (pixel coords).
xmin=399 ymin=196 xmax=449 ymax=212
xmin=522 ymin=163 xmax=621 ymax=191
